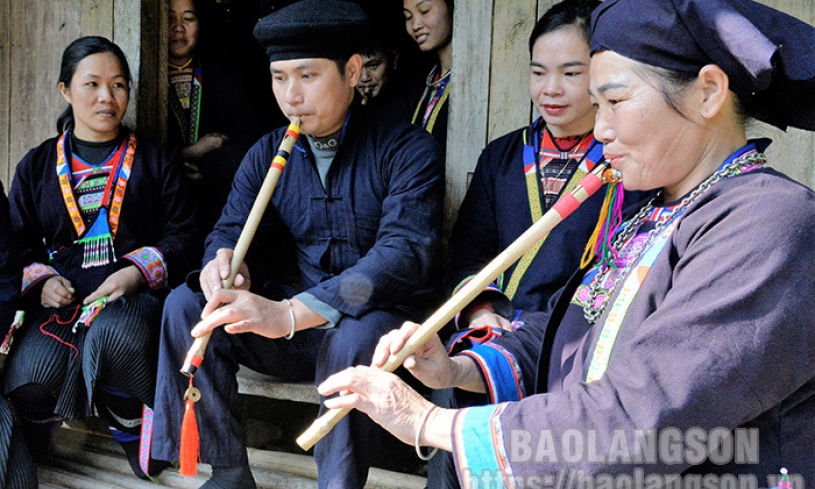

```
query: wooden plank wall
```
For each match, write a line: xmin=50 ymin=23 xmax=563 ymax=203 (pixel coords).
xmin=1 ymin=0 xmax=813 ymax=201
xmin=446 ymin=2 xmax=493 ymax=232
xmin=446 ymin=0 xmax=815 ymax=225
xmin=747 ymin=0 xmax=815 ymax=187
xmin=0 ymin=0 xmax=10 ymax=189
xmin=137 ymin=0 xmax=169 ymax=143
xmin=0 ymin=0 xmax=146 ymax=188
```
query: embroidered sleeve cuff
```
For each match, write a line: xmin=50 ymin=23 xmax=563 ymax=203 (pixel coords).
xmin=22 ymin=262 xmax=59 ymax=295
xmin=453 ymin=404 xmax=514 ymax=488
xmin=123 ymin=247 xmax=168 ymax=290
xmin=460 ymin=343 xmax=525 ymax=403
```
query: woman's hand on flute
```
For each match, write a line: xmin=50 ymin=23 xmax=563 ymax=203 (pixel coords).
xmin=199 ymin=248 xmax=251 ymax=301
xmin=318 ymin=365 xmax=455 ymax=452
xmin=373 ymin=322 xmax=455 ymax=389
xmin=372 ymin=322 xmax=486 ymax=393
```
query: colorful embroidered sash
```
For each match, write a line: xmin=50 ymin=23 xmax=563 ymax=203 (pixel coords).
xmin=170 ymin=64 xmax=203 ymax=144
xmin=411 ymin=66 xmax=450 ymax=134
xmin=139 ymin=405 xmax=156 ymax=479
xmin=584 ymin=155 xmax=764 ymax=383
xmin=56 ymin=130 xmax=136 ymax=268
xmin=503 ymin=120 xmax=604 ymax=300
xmin=584 ymin=210 xmax=681 ymax=383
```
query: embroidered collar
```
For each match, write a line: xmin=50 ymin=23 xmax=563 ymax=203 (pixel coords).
xmin=56 ymin=129 xmax=136 ymax=239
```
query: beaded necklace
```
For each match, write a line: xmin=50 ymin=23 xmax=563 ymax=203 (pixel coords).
xmin=582 ymin=150 xmax=767 ymax=325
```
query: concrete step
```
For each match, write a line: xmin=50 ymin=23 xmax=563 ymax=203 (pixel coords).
xmin=38 ymin=423 xmax=426 ymax=489
xmin=237 ymin=366 xmax=320 ymax=405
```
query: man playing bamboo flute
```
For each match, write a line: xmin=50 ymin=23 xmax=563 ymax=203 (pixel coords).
xmin=150 ymin=1 xmax=445 ymax=488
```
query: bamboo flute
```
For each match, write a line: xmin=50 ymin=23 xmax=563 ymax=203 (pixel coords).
xmin=181 ymin=116 xmax=301 ymax=377
xmin=296 ymin=160 xmax=620 ymax=451
xmin=177 ymin=117 xmax=302 ymax=477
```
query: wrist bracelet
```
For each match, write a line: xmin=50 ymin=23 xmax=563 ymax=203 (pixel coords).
xmin=414 ymin=406 xmax=439 ymax=461
xmin=282 ymin=299 xmax=296 ymax=340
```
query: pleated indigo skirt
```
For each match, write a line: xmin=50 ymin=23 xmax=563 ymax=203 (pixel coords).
xmin=3 ymin=292 xmax=162 ymax=419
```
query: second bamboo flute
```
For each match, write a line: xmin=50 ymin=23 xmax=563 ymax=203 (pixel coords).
xmin=296 ymin=161 xmax=620 ymax=451
xmin=181 ymin=117 xmax=301 ymax=377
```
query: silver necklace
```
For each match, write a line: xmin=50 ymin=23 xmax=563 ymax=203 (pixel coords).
xmin=583 ymin=151 xmax=767 ymax=324
xmin=426 ymin=65 xmax=451 ymax=88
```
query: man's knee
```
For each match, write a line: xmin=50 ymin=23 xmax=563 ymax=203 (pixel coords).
xmin=162 ymin=285 xmax=205 ymax=336
xmin=318 ymin=310 xmax=407 ymax=368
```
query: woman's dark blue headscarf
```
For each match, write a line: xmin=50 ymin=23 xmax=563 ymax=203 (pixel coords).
xmin=591 ymin=0 xmax=815 ymax=131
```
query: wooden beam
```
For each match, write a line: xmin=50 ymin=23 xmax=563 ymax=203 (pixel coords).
xmin=135 ymin=0 xmax=168 ymax=142
xmin=446 ymin=0 xmax=493 ymax=231
xmin=487 ymin=0 xmax=537 ymax=142
xmin=113 ymin=0 xmax=141 ymax=130
xmin=0 ymin=0 xmax=11 ymax=185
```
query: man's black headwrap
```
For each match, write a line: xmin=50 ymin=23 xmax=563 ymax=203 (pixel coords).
xmin=254 ymin=0 xmax=370 ymax=63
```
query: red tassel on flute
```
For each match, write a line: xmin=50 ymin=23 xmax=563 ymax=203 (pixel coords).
xmin=179 ymin=378 xmax=201 ymax=476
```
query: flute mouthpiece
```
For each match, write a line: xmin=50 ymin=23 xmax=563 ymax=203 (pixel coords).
xmin=360 ymin=87 xmax=373 ymax=105
xmin=602 ymin=165 xmax=623 ymax=183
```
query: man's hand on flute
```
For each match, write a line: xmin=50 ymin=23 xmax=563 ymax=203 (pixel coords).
xmin=318 ymin=365 xmax=455 ymax=452
xmin=191 ymin=289 xmax=297 ymax=339
xmin=199 ymin=248 xmax=251 ymax=301
xmin=192 ymin=247 xmax=329 ymax=339
xmin=372 ymin=322 xmax=488 ymax=394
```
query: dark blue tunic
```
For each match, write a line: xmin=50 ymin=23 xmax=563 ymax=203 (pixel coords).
xmin=5 ymin=131 xmax=197 ymax=417
xmin=153 ymin=105 xmax=445 ymax=489
xmin=206 ymin=105 xmax=445 ymax=317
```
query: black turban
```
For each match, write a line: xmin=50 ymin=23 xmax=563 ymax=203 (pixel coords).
xmin=591 ymin=0 xmax=815 ymax=131
xmin=254 ymin=0 xmax=370 ymax=63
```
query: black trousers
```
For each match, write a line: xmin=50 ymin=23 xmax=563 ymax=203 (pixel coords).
xmin=152 ymin=283 xmax=411 ymax=489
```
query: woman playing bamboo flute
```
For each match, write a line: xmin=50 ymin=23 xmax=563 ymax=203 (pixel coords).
xmin=431 ymin=2 xmax=649 ymax=486
xmin=5 ymin=36 xmax=196 ymax=481
xmin=319 ymin=0 xmax=815 ymax=485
